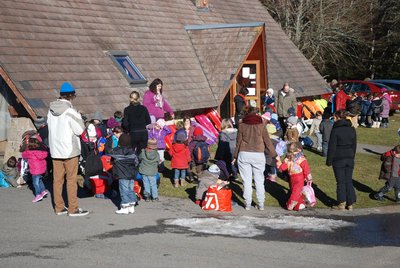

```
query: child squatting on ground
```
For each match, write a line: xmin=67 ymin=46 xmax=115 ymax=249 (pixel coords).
xmin=276 ymin=142 xmax=313 ymax=211
xmin=374 ymin=145 xmax=400 ymax=203
xmin=109 ymin=133 xmax=139 ymax=215
xmin=139 ymin=139 xmax=160 ymax=202
xmin=0 ymin=156 xmax=20 ymax=188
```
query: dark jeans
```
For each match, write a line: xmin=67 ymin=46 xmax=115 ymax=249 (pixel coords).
xmin=278 ymin=116 xmax=288 ymax=137
xmin=322 ymin=141 xmax=329 ymax=157
xmin=376 ymin=176 xmax=400 ymax=200
xmin=332 ymin=159 xmax=356 ymax=205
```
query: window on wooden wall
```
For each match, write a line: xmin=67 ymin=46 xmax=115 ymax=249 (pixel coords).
xmin=109 ymin=51 xmax=147 ymax=85
xmin=192 ymin=0 xmax=209 ymax=10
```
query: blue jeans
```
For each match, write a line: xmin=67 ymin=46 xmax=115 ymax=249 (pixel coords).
xmin=142 ymin=175 xmax=158 ymax=199
xmin=174 ymin=169 xmax=186 ymax=180
xmin=32 ymin=174 xmax=45 ymax=196
xmin=119 ymin=179 xmax=137 ymax=205
xmin=322 ymin=141 xmax=329 ymax=157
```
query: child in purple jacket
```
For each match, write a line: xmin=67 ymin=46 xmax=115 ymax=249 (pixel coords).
xmin=21 ymin=138 xmax=48 ymax=203
xmin=148 ymin=119 xmax=171 ymax=167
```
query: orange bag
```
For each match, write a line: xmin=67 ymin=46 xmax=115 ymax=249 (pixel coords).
xmin=202 ymin=185 xmax=232 ymax=212
xmin=133 ymin=180 xmax=142 ymax=200
xmin=101 ymin=155 xmax=113 ymax=172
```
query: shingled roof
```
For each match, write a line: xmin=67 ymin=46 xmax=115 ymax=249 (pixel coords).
xmin=0 ymin=0 xmax=328 ymax=119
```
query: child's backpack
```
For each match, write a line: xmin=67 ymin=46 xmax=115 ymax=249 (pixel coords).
xmin=193 ymin=141 xmax=210 ymax=164
xmin=302 ymin=181 xmax=316 ymax=207
xmin=300 ymin=136 xmax=314 ymax=148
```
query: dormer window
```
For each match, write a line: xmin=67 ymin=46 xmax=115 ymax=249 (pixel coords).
xmin=109 ymin=51 xmax=147 ymax=85
xmin=193 ymin=0 xmax=209 ymax=10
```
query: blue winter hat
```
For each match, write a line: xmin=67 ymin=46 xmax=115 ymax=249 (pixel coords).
xmin=60 ymin=82 xmax=76 ymax=96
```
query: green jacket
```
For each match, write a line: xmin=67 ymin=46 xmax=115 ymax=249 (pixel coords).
xmin=138 ymin=149 xmax=160 ymax=176
xmin=276 ymin=91 xmax=297 ymax=118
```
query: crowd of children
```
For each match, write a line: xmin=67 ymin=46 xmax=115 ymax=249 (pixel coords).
xmin=1 ymin=81 xmax=398 ymax=216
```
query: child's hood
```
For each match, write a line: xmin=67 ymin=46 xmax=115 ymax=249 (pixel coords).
xmin=21 ymin=150 xmax=48 ymax=160
xmin=220 ymin=129 xmax=237 ymax=141
xmin=143 ymin=149 xmax=159 ymax=162
xmin=49 ymin=99 xmax=72 ymax=116
xmin=172 ymin=143 xmax=187 ymax=153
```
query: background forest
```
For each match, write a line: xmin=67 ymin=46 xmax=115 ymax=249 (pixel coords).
xmin=261 ymin=0 xmax=400 ymax=81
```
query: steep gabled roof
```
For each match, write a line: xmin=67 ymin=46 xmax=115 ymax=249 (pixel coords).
xmin=186 ymin=23 xmax=263 ymax=104
xmin=0 ymin=0 xmax=328 ymax=119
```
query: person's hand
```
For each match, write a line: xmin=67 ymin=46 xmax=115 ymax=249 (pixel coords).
xmin=231 ymin=158 xmax=236 ymax=165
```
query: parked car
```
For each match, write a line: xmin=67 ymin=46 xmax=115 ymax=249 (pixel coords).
xmin=370 ymin=79 xmax=400 ymax=91
xmin=322 ymin=80 xmax=399 ymax=113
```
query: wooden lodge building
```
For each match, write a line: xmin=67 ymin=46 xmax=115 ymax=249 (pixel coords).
xmin=0 ymin=0 xmax=329 ymax=139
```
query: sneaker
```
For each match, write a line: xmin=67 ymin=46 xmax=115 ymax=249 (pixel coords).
xmin=32 ymin=194 xmax=43 ymax=203
xmin=128 ymin=205 xmax=135 ymax=214
xmin=152 ymin=197 xmax=159 ymax=202
xmin=374 ymin=193 xmax=385 ymax=201
xmin=144 ymin=195 xmax=150 ymax=202
xmin=257 ymin=205 xmax=265 ymax=211
xmin=180 ymin=179 xmax=186 ymax=187
xmin=55 ymin=207 xmax=68 ymax=216
xmin=40 ymin=190 xmax=48 ymax=198
xmin=69 ymin=208 xmax=89 ymax=217
xmin=245 ymin=205 xmax=251 ymax=211
xmin=174 ymin=180 xmax=179 ymax=188
xmin=115 ymin=205 xmax=130 ymax=215
xmin=347 ymin=205 xmax=353 ymax=211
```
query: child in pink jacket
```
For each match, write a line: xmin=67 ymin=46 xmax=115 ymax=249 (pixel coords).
xmin=21 ymin=137 xmax=49 ymax=203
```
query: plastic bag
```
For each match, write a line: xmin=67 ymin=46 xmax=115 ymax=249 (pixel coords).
xmin=302 ymin=181 xmax=316 ymax=207
xmin=202 ymin=185 xmax=232 ymax=212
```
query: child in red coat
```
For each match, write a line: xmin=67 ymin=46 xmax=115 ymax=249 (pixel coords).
xmin=169 ymin=131 xmax=191 ymax=187
xmin=276 ymin=142 xmax=313 ymax=211
xmin=21 ymin=138 xmax=49 ymax=203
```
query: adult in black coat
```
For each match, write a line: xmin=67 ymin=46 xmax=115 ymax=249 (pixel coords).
xmin=122 ymin=91 xmax=151 ymax=153
xmin=233 ymin=87 xmax=249 ymax=127
xmin=326 ymin=109 xmax=357 ymax=210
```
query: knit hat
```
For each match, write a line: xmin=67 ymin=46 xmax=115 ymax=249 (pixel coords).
xmin=193 ymin=126 xmax=203 ymax=136
xmin=266 ymin=88 xmax=274 ymax=95
xmin=208 ymin=164 xmax=220 ymax=175
xmin=60 ymin=82 xmax=76 ymax=96
xmin=266 ymin=123 xmax=277 ymax=135
xmin=92 ymin=111 xmax=103 ymax=122
xmin=287 ymin=107 xmax=296 ymax=116
xmin=34 ymin=116 xmax=46 ymax=128
xmin=147 ymin=139 xmax=157 ymax=149
xmin=262 ymin=112 xmax=271 ymax=121
xmin=156 ymin=118 xmax=166 ymax=128
xmin=175 ymin=131 xmax=187 ymax=142
xmin=287 ymin=116 xmax=297 ymax=126
xmin=107 ymin=117 xmax=120 ymax=128
xmin=271 ymin=113 xmax=278 ymax=121
xmin=215 ymin=160 xmax=230 ymax=180
xmin=87 ymin=124 xmax=97 ymax=137
xmin=118 ymin=133 xmax=131 ymax=147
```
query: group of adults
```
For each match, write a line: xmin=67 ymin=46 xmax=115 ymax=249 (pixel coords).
xmin=233 ymin=82 xmax=357 ymax=210
xmin=47 ymin=78 xmax=173 ymax=216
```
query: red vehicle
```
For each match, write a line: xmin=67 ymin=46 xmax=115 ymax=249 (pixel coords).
xmin=322 ymin=80 xmax=400 ymax=113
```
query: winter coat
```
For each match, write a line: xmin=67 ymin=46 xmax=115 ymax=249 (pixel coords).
xmin=233 ymin=114 xmax=277 ymax=159
xmin=234 ymin=94 xmax=247 ymax=125
xmin=123 ymin=102 xmax=151 ymax=133
xmin=379 ymin=149 xmax=400 ymax=180
xmin=335 ymin=90 xmax=350 ymax=111
xmin=21 ymin=149 xmax=48 ymax=175
xmin=215 ymin=128 xmax=238 ymax=162
xmin=319 ymin=119 xmax=333 ymax=142
xmin=169 ymin=143 xmax=191 ymax=169
xmin=369 ymin=98 xmax=383 ymax=116
xmin=109 ymin=147 xmax=139 ymax=180
xmin=276 ymin=91 xmax=297 ymax=118
xmin=139 ymin=148 xmax=160 ymax=176
xmin=346 ymin=97 xmax=362 ymax=115
xmin=0 ymin=165 xmax=19 ymax=180
xmin=284 ymin=126 xmax=299 ymax=143
xmin=104 ymin=135 xmax=119 ymax=155
xmin=47 ymin=99 xmax=85 ymax=159
xmin=142 ymin=90 xmax=173 ymax=120
xmin=326 ymin=119 xmax=357 ymax=166
xmin=148 ymin=125 xmax=171 ymax=150
xmin=360 ymin=100 xmax=372 ymax=116
xmin=381 ymin=97 xmax=391 ymax=118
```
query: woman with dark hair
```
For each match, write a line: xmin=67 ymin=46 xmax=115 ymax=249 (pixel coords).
xmin=143 ymin=78 xmax=174 ymax=120
xmin=233 ymin=106 xmax=277 ymax=210
xmin=123 ymin=91 xmax=151 ymax=153
xmin=326 ymin=109 xmax=357 ymax=210
xmin=233 ymin=87 xmax=249 ymax=127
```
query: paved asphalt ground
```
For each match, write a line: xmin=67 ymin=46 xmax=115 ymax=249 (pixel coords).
xmin=1 ymin=180 xmax=400 ymax=268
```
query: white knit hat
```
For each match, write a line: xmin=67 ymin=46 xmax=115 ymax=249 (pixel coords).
xmin=208 ymin=164 xmax=220 ymax=175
